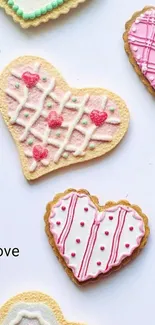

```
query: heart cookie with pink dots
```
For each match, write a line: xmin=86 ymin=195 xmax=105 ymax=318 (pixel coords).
xmin=0 ymin=56 xmax=129 ymax=181
xmin=0 ymin=0 xmax=86 ymax=28
xmin=44 ymin=189 xmax=149 ymax=285
xmin=124 ymin=6 xmax=155 ymax=96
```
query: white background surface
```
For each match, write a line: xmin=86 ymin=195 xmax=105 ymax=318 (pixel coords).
xmin=0 ymin=0 xmax=155 ymax=324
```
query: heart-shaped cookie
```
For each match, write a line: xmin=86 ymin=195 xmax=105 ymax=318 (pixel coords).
xmin=0 ymin=56 xmax=129 ymax=180
xmin=124 ymin=6 xmax=155 ymax=96
xmin=0 ymin=291 xmax=85 ymax=325
xmin=44 ymin=189 xmax=149 ymax=285
xmin=0 ymin=0 xmax=86 ymax=28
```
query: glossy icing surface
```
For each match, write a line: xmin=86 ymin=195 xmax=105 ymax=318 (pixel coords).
xmin=2 ymin=302 xmax=59 ymax=325
xmin=49 ymin=192 xmax=145 ymax=282
xmin=128 ymin=9 xmax=155 ymax=89
xmin=6 ymin=61 xmax=121 ymax=173
xmin=6 ymin=0 xmax=67 ymax=19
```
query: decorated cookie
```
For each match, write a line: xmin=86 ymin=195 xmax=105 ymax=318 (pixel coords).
xmin=124 ymin=6 xmax=155 ymax=96
xmin=0 ymin=0 xmax=86 ymax=28
xmin=44 ymin=189 xmax=150 ymax=285
xmin=0 ymin=291 xmax=85 ymax=325
xmin=0 ymin=56 xmax=129 ymax=181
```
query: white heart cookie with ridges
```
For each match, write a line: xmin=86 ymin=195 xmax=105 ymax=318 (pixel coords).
xmin=0 ymin=291 xmax=85 ymax=325
xmin=45 ymin=189 xmax=149 ymax=285
xmin=124 ymin=6 xmax=155 ymax=96
xmin=0 ymin=0 xmax=86 ymax=28
xmin=0 ymin=56 xmax=129 ymax=181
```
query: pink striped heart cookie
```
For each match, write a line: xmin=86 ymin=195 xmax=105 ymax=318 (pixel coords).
xmin=45 ymin=189 xmax=149 ymax=285
xmin=0 ymin=56 xmax=129 ymax=181
xmin=124 ymin=6 xmax=155 ymax=95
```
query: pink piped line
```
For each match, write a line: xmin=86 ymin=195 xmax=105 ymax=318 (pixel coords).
xmin=82 ymin=222 xmax=98 ymax=279
xmin=58 ymin=194 xmax=78 ymax=255
xmin=113 ymin=210 xmax=127 ymax=263
xmin=105 ymin=208 xmax=122 ymax=271
xmin=84 ymin=223 xmax=100 ymax=278
xmin=111 ymin=209 xmax=126 ymax=265
xmin=77 ymin=220 xmax=96 ymax=279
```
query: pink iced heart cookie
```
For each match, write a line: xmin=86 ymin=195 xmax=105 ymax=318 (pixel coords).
xmin=0 ymin=56 xmax=129 ymax=181
xmin=22 ymin=71 xmax=40 ymax=88
xmin=124 ymin=6 xmax=155 ymax=95
xmin=45 ymin=189 xmax=149 ymax=285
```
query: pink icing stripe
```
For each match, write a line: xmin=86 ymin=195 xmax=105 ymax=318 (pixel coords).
xmin=58 ymin=194 xmax=78 ymax=254
xmin=77 ymin=221 xmax=95 ymax=279
xmin=62 ymin=195 xmax=78 ymax=254
xmin=113 ymin=210 xmax=127 ymax=263
xmin=105 ymin=208 xmax=122 ymax=271
xmin=84 ymin=223 xmax=100 ymax=278
xmin=49 ymin=193 xmax=146 ymax=282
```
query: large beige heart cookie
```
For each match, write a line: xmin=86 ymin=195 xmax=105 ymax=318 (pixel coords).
xmin=0 ymin=0 xmax=86 ymax=28
xmin=0 ymin=291 xmax=85 ymax=325
xmin=45 ymin=189 xmax=149 ymax=285
xmin=0 ymin=56 xmax=129 ymax=181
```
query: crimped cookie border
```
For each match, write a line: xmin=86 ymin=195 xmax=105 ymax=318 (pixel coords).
xmin=0 ymin=56 xmax=130 ymax=181
xmin=0 ymin=0 xmax=86 ymax=28
xmin=0 ymin=291 xmax=85 ymax=325
xmin=44 ymin=188 xmax=150 ymax=286
xmin=123 ymin=6 xmax=155 ymax=96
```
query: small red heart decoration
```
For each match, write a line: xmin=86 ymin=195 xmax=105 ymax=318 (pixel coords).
xmin=47 ymin=110 xmax=63 ymax=128
xmin=33 ymin=145 xmax=48 ymax=161
xmin=22 ymin=71 xmax=40 ymax=88
xmin=90 ymin=110 xmax=108 ymax=126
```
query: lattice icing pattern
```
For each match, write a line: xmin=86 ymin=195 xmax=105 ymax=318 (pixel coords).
xmin=0 ymin=57 xmax=129 ymax=180
xmin=128 ymin=8 xmax=155 ymax=89
xmin=48 ymin=192 xmax=145 ymax=282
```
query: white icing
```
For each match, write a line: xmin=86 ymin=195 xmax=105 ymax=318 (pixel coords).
xmin=10 ymin=0 xmax=66 ymax=14
xmin=49 ymin=193 xmax=145 ymax=282
xmin=2 ymin=302 xmax=59 ymax=325
xmin=7 ymin=63 xmax=121 ymax=172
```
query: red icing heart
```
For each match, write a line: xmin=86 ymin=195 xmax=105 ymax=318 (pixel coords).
xmin=90 ymin=110 xmax=108 ymax=126
xmin=47 ymin=111 xmax=63 ymax=128
xmin=22 ymin=71 xmax=40 ymax=88
xmin=33 ymin=145 xmax=48 ymax=161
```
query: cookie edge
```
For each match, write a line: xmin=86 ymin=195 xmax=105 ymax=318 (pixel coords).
xmin=0 ymin=55 xmax=130 ymax=181
xmin=0 ymin=0 xmax=87 ymax=28
xmin=44 ymin=188 xmax=150 ymax=286
xmin=0 ymin=291 xmax=85 ymax=325
xmin=123 ymin=6 xmax=155 ymax=96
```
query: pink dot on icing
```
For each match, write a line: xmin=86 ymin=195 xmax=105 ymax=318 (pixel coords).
xmin=97 ymin=261 xmax=101 ymax=266
xmin=125 ymin=244 xmax=130 ymax=248
xmin=100 ymin=246 xmax=105 ymax=251
xmin=76 ymin=239 xmax=81 ymax=244
xmin=105 ymin=231 xmax=109 ymax=236
xmin=109 ymin=216 xmax=113 ymax=220
xmin=133 ymin=46 xmax=138 ymax=52
xmin=84 ymin=207 xmax=88 ymax=212
xmin=129 ymin=226 xmax=134 ymax=231
xmin=71 ymin=253 xmax=76 ymax=257
xmin=56 ymin=221 xmax=61 ymax=226
xmin=61 ymin=206 xmax=66 ymax=211
xmin=80 ymin=222 xmax=85 ymax=227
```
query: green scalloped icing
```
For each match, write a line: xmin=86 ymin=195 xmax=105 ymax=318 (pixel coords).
xmin=7 ymin=0 xmax=65 ymax=20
